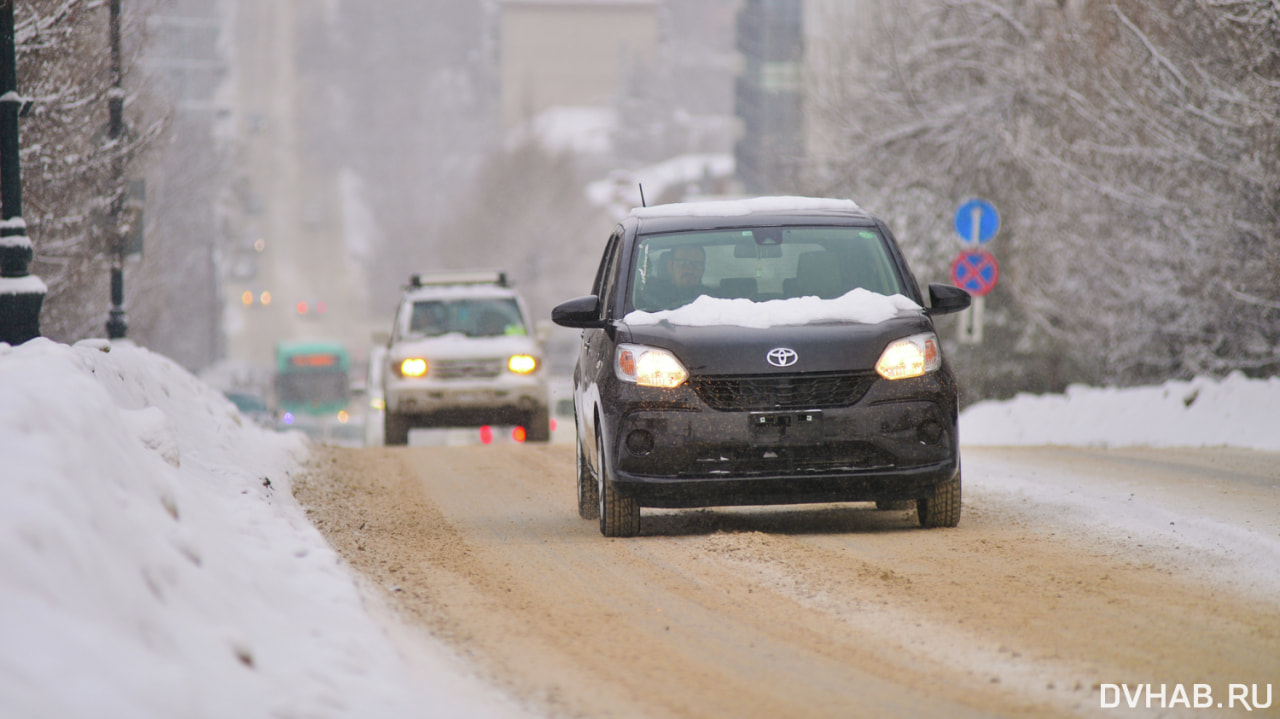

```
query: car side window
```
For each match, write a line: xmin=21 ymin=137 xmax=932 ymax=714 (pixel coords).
xmin=592 ymin=232 xmax=622 ymax=319
xmin=590 ymin=231 xmax=621 ymax=297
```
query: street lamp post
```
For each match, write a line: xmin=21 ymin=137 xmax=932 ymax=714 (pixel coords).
xmin=105 ymin=0 xmax=127 ymax=339
xmin=0 ymin=0 xmax=45 ymax=345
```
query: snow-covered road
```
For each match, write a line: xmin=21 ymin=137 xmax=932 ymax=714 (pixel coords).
xmin=298 ymin=441 xmax=1280 ymax=718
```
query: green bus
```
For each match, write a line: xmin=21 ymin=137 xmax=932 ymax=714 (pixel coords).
xmin=274 ymin=340 xmax=351 ymax=424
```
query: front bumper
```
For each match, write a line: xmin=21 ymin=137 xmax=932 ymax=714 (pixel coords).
xmin=605 ymin=373 xmax=959 ymax=509
xmin=385 ymin=374 xmax=548 ymax=420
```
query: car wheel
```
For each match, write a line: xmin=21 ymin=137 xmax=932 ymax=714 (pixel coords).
xmin=384 ymin=411 xmax=410 ymax=446
xmin=597 ymin=431 xmax=639 ymax=537
xmin=875 ymin=500 xmax=914 ymax=511
xmin=577 ymin=429 xmax=599 ymax=519
xmin=917 ymin=469 xmax=962 ymax=528
xmin=525 ymin=407 xmax=552 ymax=443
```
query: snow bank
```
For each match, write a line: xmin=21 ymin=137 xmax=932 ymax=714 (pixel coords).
xmin=0 ymin=338 xmax=519 ymax=719
xmin=961 ymin=372 xmax=1280 ymax=451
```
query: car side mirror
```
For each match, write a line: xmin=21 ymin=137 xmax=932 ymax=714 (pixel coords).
xmin=371 ymin=330 xmax=391 ymax=347
xmin=552 ymin=295 xmax=605 ymax=328
xmin=926 ymin=283 xmax=972 ymax=316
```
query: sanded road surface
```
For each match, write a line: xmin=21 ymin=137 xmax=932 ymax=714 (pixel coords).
xmin=294 ymin=444 xmax=1280 ymax=718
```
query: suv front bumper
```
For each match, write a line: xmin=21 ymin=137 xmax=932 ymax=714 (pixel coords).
xmin=385 ymin=374 xmax=548 ymax=421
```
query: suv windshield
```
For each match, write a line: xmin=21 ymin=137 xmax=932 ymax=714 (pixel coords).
xmin=405 ymin=298 xmax=528 ymax=338
xmin=629 ymin=227 xmax=904 ymax=312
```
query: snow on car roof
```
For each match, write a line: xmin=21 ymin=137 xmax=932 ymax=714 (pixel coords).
xmin=404 ymin=283 xmax=520 ymax=301
xmin=629 ymin=196 xmax=860 ymax=219
xmin=624 ymin=288 xmax=921 ymax=328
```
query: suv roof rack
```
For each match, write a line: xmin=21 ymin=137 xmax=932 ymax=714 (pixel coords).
xmin=408 ymin=270 xmax=508 ymax=289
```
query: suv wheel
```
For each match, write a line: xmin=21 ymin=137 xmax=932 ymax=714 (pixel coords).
xmin=597 ymin=432 xmax=639 ymax=537
xmin=525 ymin=407 xmax=552 ymax=443
xmin=384 ymin=411 xmax=410 ymax=446
xmin=577 ymin=429 xmax=598 ymax=519
xmin=917 ymin=469 xmax=961 ymax=528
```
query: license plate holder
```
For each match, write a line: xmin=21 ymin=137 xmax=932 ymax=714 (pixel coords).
xmin=748 ymin=410 xmax=823 ymax=445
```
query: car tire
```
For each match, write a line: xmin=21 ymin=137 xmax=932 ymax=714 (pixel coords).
xmin=384 ymin=411 xmax=410 ymax=446
xmin=875 ymin=499 xmax=914 ymax=511
xmin=577 ymin=429 xmax=599 ymax=519
xmin=525 ymin=407 xmax=552 ymax=443
xmin=597 ymin=431 xmax=639 ymax=537
xmin=917 ymin=469 xmax=961 ymax=528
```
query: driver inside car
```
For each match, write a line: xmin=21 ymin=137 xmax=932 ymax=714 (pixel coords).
xmin=639 ymin=245 xmax=707 ymax=310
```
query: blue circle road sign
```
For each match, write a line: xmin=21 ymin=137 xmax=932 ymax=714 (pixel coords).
xmin=954 ymin=198 xmax=999 ymax=244
xmin=950 ymin=249 xmax=999 ymax=297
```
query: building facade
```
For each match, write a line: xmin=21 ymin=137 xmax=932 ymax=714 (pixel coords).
xmin=499 ymin=0 xmax=660 ymax=131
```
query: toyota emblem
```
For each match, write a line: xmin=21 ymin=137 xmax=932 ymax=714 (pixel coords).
xmin=766 ymin=347 xmax=798 ymax=367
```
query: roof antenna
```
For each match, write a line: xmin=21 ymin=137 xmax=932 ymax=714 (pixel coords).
xmin=638 ymin=183 xmax=647 ymax=207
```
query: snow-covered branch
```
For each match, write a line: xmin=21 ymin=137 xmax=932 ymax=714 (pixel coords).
xmin=1111 ymin=3 xmax=1189 ymax=91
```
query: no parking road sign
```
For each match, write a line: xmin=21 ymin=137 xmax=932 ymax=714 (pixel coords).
xmin=950 ymin=249 xmax=999 ymax=297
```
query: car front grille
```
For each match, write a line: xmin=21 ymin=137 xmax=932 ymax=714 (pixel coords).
xmin=690 ymin=372 xmax=877 ymax=411
xmin=433 ymin=358 xmax=504 ymax=380
xmin=682 ymin=441 xmax=898 ymax=477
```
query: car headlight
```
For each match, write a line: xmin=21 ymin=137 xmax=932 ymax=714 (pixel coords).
xmin=508 ymin=354 xmax=538 ymax=374
xmin=398 ymin=357 xmax=428 ymax=378
xmin=616 ymin=343 xmax=688 ymax=388
xmin=875 ymin=332 xmax=941 ymax=380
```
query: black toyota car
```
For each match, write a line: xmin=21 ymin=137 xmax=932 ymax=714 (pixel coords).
xmin=552 ymin=197 xmax=971 ymax=536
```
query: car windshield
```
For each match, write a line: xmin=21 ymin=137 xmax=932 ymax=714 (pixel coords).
xmin=406 ymin=298 xmax=528 ymax=338
xmin=629 ymin=226 xmax=905 ymax=312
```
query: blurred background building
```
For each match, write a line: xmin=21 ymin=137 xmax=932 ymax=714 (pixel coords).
xmin=498 ymin=0 xmax=660 ymax=132
xmin=733 ymin=0 xmax=803 ymax=194
xmin=124 ymin=0 xmax=230 ymax=370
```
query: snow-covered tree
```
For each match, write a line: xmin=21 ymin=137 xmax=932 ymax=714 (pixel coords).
xmin=806 ymin=0 xmax=1280 ymax=398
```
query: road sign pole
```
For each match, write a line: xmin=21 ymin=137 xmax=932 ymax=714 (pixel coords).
xmin=965 ymin=212 xmax=982 ymax=343
xmin=962 ymin=217 xmax=977 ymax=342
xmin=959 ymin=295 xmax=984 ymax=344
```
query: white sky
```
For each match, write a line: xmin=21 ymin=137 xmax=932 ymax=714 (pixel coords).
xmin=1 ymin=337 xmax=1276 ymax=717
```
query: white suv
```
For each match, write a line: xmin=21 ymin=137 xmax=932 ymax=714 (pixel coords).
xmin=382 ymin=270 xmax=551 ymax=445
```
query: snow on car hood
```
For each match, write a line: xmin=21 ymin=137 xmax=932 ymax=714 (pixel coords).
xmin=623 ymin=289 xmax=922 ymax=329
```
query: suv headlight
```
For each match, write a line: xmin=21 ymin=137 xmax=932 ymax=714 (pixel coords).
xmin=508 ymin=354 xmax=538 ymax=374
xmin=397 ymin=357 xmax=428 ymax=378
xmin=875 ymin=332 xmax=941 ymax=380
xmin=616 ymin=343 xmax=688 ymax=388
